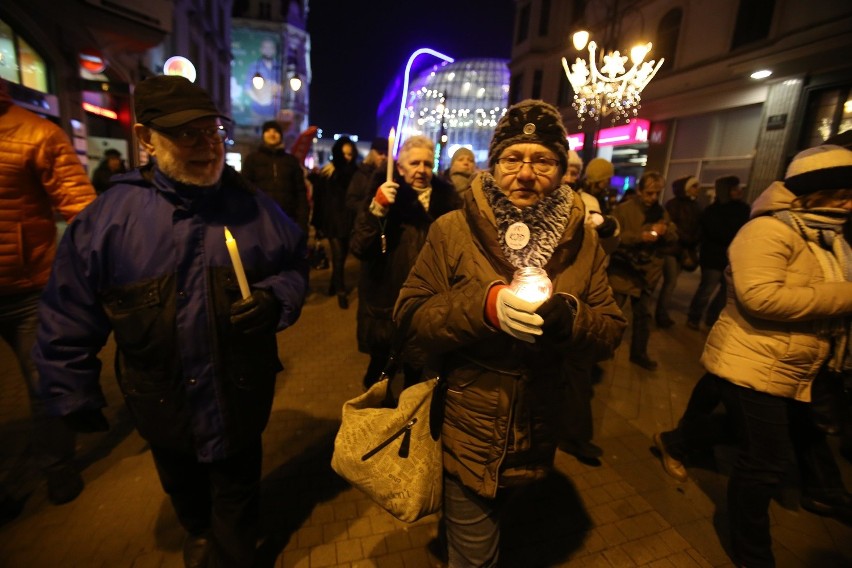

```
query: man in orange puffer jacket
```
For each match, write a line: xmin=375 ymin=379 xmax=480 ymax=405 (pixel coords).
xmin=0 ymin=78 xmax=96 ymax=510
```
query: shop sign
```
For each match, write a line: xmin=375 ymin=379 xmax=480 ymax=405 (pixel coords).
xmin=566 ymin=119 xmax=652 ymax=149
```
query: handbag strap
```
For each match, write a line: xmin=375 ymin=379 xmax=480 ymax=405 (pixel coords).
xmin=380 ymin=298 xmax=426 ymax=407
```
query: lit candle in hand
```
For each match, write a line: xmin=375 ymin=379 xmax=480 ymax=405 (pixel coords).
xmin=510 ymin=267 xmax=552 ymax=305
xmin=224 ymin=226 xmax=251 ymax=299
xmin=386 ymin=127 xmax=395 ymax=183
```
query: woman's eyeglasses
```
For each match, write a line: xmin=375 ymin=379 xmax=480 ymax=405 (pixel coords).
xmin=497 ymin=156 xmax=559 ymax=175
xmin=151 ymin=125 xmax=228 ymax=147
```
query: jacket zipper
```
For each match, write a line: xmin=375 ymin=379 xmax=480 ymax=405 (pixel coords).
xmin=361 ymin=418 xmax=416 ymax=460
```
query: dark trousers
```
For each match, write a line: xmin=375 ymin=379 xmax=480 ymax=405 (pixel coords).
xmin=150 ymin=441 xmax=262 ymax=568
xmin=328 ymin=237 xmax=350 ymax=296
xmin=655 ymin=254 xmax=680 ymax=323
xmin=614 ymin=290 xmax=652 ymax=359
xmin=687 ymin=267 xmax=726 ymax=326
xmin=662 ymin=373 xmax=728 ymax=456
xmin=0 ymin=291 xmax=76 ymax=471
xmin=714 ymin=379 xmax=842 ymax=567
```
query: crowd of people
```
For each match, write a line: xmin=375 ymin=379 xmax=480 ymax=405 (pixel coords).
xmin=2 ymin=71 xmax=851 ymax=568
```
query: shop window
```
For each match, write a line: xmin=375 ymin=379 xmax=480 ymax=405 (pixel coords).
xmin=516 ymin=3 xmax=531 ymax=45
xmin=539 ymin=0 xmax=551 ymax=37
xmin=731 ymin=0 xmax=774 ymax=50
xmin=655 ymin=9 xmax=681 ymax=71
xmin=0 ymin=18 xmax=48 ymax=92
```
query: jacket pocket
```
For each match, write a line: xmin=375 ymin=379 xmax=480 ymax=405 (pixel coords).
xmin=102 ymin=278 xmax=166 ymax=354
xmin=118 ymin=367 xmax=194 ymax=452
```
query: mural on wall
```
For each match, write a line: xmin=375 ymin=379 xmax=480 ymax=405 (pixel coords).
xmin=231 ymin=27 xmax=282 ymax=127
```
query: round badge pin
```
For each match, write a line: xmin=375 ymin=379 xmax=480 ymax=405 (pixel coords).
xmin=505 ymin=222 xmax=531 ymax=250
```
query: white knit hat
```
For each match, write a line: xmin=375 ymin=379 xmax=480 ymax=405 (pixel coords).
xmin=784 ymin=144 xmax=852 ymax=196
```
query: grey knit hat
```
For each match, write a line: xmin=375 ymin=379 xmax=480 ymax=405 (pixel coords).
xmin=488 ymin=99 xmax=569 ymax=171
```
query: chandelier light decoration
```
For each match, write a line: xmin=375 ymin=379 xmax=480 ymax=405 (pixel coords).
xmin=562 ymin=31 xmax=663 ymax=127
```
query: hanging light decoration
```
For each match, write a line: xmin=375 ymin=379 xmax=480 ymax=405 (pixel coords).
xmin=562 ymin=31 xmax=664 ymax=127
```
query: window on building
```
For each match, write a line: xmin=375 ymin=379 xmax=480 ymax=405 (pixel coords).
xmin=655 ymin=9 xmax=681 ymax=71
xmin=510 ymin=73 xmax=524 ymax=105
xmin=259 ymin=2 xmax=272 ymax=20
xmin=801 ymin=86 xmax=852 ymax=149
xmin=532 ymin=69 xmax=543 ymax=100
xmin=572 ymin=0 xmax=587 ymax=25
xmin=516 ymin=3 xmax=531 ymax=44
xmin=0 ymin=18 xmax=49 ymax=92
xmin=731 ymin=0 xmax=774 ymax=50
xmin=557 ymin=71 xmax=571 ymax=107
xmin=539 ymin=0 xmax=551 ymax=37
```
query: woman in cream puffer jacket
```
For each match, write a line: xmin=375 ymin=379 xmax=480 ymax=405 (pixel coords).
xmin=695 ymin=144 xmax=852 ymax=568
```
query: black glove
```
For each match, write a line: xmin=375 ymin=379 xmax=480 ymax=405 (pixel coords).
xmin=536 ymin=295 xmax=576 ymax=342
xmin=596 ymin=215 xmax=618 ymax=239
xmin=230 ymin=289 xmax=281 ymax=335
xmin=63 ymin=408 xmax=109 ymax=433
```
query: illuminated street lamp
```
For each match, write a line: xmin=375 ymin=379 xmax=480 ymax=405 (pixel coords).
xmin=562 ymin=30 xmax=663 ymax=127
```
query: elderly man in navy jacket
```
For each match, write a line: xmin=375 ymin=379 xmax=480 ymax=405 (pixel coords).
xmin=33 ymin=76 xmax=308 ymax=568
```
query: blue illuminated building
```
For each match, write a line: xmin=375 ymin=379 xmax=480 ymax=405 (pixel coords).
xmin=377 ymin=50 xmax=509 ymax=170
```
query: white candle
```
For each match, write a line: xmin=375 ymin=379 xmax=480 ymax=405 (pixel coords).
xmin=224 ymin=226 xmax=251 ymax=299
xmin=386 ymin=127 xmax=395 ymax=183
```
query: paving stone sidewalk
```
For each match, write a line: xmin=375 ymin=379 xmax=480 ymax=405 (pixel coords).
xmin=0 ymin=263 xmax=849 ymax=567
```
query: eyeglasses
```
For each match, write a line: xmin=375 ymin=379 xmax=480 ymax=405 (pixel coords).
xmin=497 ymin=156 xmax=560 ymax=175
xmin=151 ymin=125 xmax=228 ymax=147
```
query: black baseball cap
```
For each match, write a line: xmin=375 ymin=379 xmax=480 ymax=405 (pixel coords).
xmin=134 ymin=75 xmax=228 ymax=128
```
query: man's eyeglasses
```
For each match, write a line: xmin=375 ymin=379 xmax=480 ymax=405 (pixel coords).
xmin=151 ymin=125 xmax=228 ymax=147
xmin=497 ymin=156 xmax=560 ymax=175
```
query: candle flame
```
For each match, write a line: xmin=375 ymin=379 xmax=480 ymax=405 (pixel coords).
xmin=224 ymin=226 xmax=235 ymax=242
xmin=389 ymin=127 xmax=395 ymax=138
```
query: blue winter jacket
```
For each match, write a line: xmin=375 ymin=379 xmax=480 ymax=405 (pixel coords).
xmin=33 ymin=164 xmax=309 ymax=461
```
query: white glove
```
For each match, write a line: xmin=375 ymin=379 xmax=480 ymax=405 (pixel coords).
xmin=494 ymin=287 xmax=544 ymax=343
xmin=375 ymin=181 xmax=398 ymax=206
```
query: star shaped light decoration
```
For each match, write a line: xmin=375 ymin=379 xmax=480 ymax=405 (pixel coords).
xmin=561 ymin=35 xmax=664 ymax=127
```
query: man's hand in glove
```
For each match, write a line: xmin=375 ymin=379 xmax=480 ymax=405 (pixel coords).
xmin=63 ymin=408 xmax=109 ymax=433
xmin=230 ymin=289 xmax=281 ymax=335
xmin=536 ymin=294 xmax=577 ymax=342
xmin=485 ymin=285 xmax=543 ymax=343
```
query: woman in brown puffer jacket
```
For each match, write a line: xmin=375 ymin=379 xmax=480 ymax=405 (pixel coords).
xmin=395 ymin=100 xmax=625 ymax=567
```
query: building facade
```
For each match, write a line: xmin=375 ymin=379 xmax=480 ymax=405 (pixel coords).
xmin=510 ymin=0 xmax=852 ymax=202
xmin=1 ymin=0 xmax=234 ymax=172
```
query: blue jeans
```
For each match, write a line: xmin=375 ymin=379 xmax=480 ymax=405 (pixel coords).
xmin=444 ymin=473 xmax=506 ymax=567
xmin=655 ymin=255 xmax=680 ymax=323
xmin=0 ymin=291 xmax=75 ymax=471
xmin=687 ymin=267 xmax=726 ymax=326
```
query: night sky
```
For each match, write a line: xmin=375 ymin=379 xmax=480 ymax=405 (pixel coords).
xmin=306 ymin=0 xmax=516 ymax=140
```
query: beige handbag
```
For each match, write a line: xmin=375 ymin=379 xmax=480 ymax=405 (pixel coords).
xmin=331 ymin=374 xmax=444 ymax=523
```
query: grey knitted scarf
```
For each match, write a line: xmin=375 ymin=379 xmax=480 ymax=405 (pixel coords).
xmin=481 ymin=173 xmax=573 ymax=268
xmin=774 ymin=207 xmax=851 ymax=372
